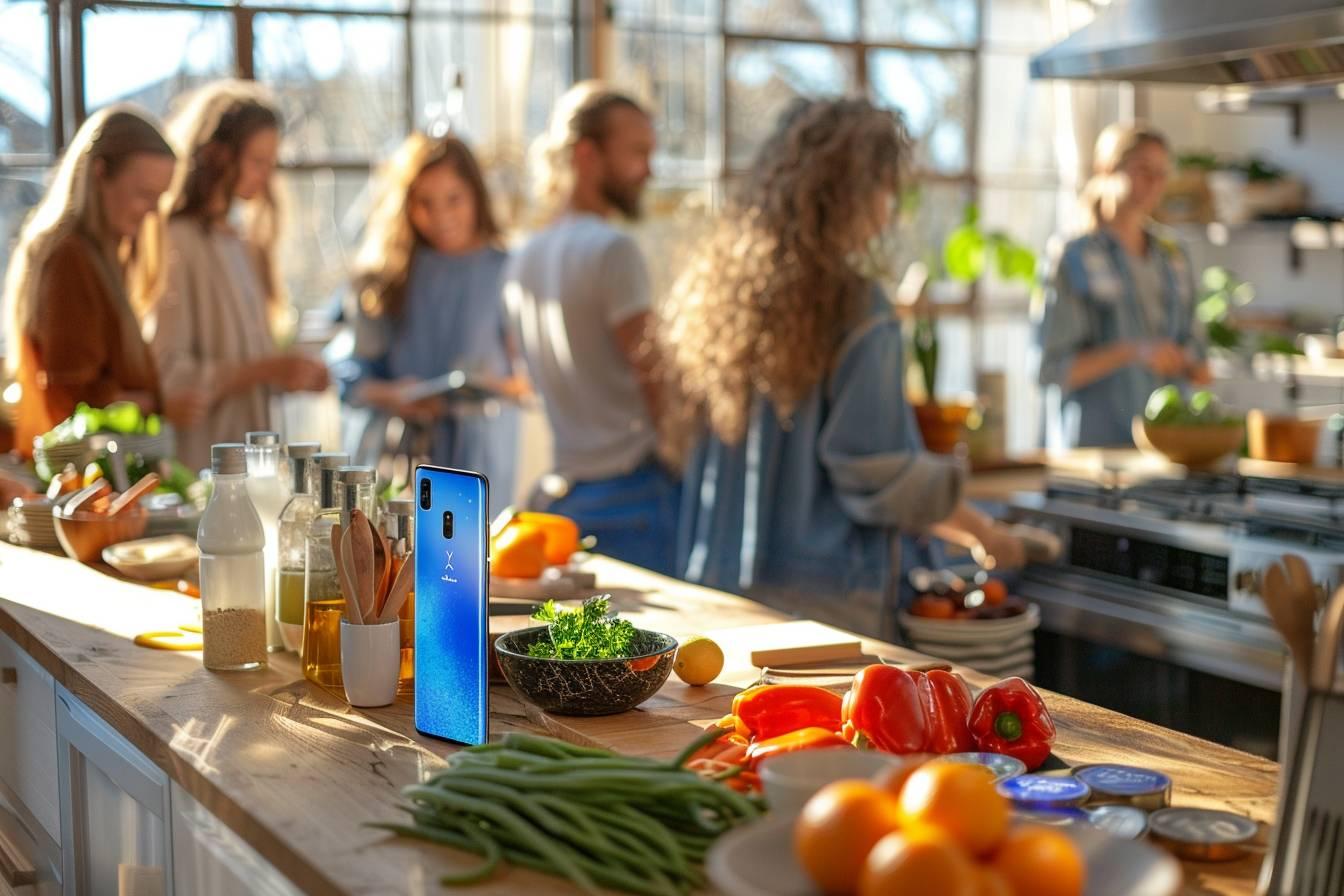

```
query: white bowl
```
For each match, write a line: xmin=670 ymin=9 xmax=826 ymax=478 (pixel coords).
xmin=102 ymin=534 xmax=198 ymax=581
xmin=758 ymin=748 xmax=899 ymax=818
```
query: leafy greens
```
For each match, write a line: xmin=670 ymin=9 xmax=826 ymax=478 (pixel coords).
xmin=527 ymin=595 xmax=638 ymax=660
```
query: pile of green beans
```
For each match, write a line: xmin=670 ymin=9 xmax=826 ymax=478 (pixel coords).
xmin=370 ymin=730 xmax=763 ymax=894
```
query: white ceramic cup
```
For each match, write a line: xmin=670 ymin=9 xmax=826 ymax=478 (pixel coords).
xmin=759 ymin=748 xmax=901 ymax=817
xmin=340 ymin=619 xmax=401 ymax=707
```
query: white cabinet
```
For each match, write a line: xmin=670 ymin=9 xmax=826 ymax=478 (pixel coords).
xmin=0 ymin=632 xmax=59 ymax=846
xmin=170 ymin=784 xmax=300 ymax=896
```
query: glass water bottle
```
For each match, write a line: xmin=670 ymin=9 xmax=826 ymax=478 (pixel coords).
xmin=199 ymin=444 xmax=267 ymax=672
xmin=275 ymin=442 xmax=320 ymax=652
xmin=301 ymin=452 xmax=348 ymax=689
xmin=384 ymin=498 xmax=414 ymax=692
xmin=245 ymin=431 xmax=290 ymax=653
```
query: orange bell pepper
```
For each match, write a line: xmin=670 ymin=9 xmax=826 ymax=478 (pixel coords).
xmin=491 ymin=523 xmax=548 ymax=579
xmin=732 ymin=685 xmax=844 ymax=741
xmin=516 ymin=512 xmax=581 ymax=566
xmin=745 ymin=727 xmax=853 ymax=769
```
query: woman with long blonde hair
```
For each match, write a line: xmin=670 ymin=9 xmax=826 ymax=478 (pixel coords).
xmin=1037 ymin=122 xmax=1208 ymax=449
xmin=340 ymin=132 xmax=521 ymax=508
xmin=3 ymin=105 xmax=208 ymax=455
xmin=145 ymin=80 xmax=328 ymax=470
xmin=659 ymin=97 xmax=1029 ymax=638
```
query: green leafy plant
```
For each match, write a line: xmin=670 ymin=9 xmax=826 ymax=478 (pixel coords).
xmin=942 ymin=204 xmax=1039 ymax=287
xmin=1196 ymin=266 xmax=1255 ymax=351
xmin=527 ymin=595 xmax=637 ymax=660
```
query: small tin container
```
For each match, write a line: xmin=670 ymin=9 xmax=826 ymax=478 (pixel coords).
xmin=1075 ymin=764 xmax=1173 ymax=810
xmin=1086 ymin=805 xmax=1149 ymax=840
xmin=1148 ymin=807 xmax=1259 ymax=861
xmin=1013 ymin=807 xmax=1091 ymax=828
xmin=997 ymin=774 xmax=1092 ymax=810
xmin=934 ymin=752 xmax=1028 ymax=782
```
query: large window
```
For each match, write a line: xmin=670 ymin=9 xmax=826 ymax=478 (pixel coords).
xmin=2 ymin=0 xmax=578 ymax=312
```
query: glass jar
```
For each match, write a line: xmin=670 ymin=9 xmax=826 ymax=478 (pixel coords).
xmin=384 ymin=498 xmax=414 ymax=692
xmin=337 ymin=465 xmax=378 ymax=531
xmin=245 ymin=431 xmax=289 ymax=653
xmin=301 ymin=452 xmax=348 ymax=689
xmin=276 ymin=442 xmax=321 ymax=652
xmin=199 ymin=444 xmax=267 ymax=672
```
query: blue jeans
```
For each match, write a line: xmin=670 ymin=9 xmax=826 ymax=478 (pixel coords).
xmin=544 ymin=461 xmax=682 ymax=576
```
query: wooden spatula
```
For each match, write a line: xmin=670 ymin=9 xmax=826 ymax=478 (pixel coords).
xmin=349 ymin=509 xmax=377 ymax=623
xmin=107 ymin=473 xmax=160 ymax=517
xmin=1263 ymin=553 xmax=1317 ymax=684
xmin=376 ymin=550 xmax=414 ymax=624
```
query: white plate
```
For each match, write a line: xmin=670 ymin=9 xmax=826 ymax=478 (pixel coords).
xmin=102 ymin=534 xmax=198 ymax=580
xmin=899 ymin=604 xmax=1041 ymax=643
xmin=708 ymin=814 xmax=1183 ymax=896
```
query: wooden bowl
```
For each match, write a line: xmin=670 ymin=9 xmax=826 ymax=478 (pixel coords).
xmin=1132 ymin=417 xmax=1245 ymax=469
xmin=494 ymin=626 xmax=677 ymax=716
xmin=1247 ymin=410 xmax=1321 ymax=465
xmin=53 ymin=506 xmax=149 ymax=564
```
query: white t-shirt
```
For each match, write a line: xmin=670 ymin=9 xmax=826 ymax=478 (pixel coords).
xmin=503 ymin=213 xmax=655 ymax=482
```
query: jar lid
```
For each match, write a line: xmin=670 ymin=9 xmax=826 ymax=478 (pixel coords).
xmin=934 ymin=753 xmax=1027 ymax=783
xmin=997 ymin=774 xmax=1091 ymax=808
xmin=211 ymin=443 xmax=247 ymax=475
xmin=1075 ymin=764 xmax=1172 ymax=799
xmin=286 ymin=442 xmax=321 ymax=459
xmin=1086 ymin=805 xmax=1149 ymax=840
xmin=337 ymin=465 xmax=376 ymax=485
xmin=315 ymin=452 xmax=350 ymax=470
xmin=1012 ymin=807 xmax=1090 ymax=828
xmin=1148 ymin=808 xmax=1258 ymax=861
xmin=245 ymin=431 xmax=280 ymax=446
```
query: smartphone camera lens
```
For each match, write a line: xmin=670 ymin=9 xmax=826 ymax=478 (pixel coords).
xmin=443 ymin=511 xmax=454 ymax=539
xmin=419 ymin=479 xmax=431 ymax=510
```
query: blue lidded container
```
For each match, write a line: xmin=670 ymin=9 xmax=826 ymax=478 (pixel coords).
xmin=1087 ymin=805 xmax=1150 ymax=840
xmin=1074 ymin=764 xmax=1173 ymax=810
xmin=997 ymin=774 xmax=1092 ymax=809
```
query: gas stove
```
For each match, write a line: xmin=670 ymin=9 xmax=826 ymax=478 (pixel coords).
xmin=1006 ymin=473 xmax=1344 ymax=692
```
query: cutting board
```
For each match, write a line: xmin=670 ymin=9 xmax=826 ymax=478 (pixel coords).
xmin=707 ymin=620 xmax=864 ymax=668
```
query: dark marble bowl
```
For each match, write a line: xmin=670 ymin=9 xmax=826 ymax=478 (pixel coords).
xmin=494 ymin=626 xmax=678 ymax=716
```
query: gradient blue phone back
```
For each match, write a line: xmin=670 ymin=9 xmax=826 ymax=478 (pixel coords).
xmin=414 ymin=465 xmax=489 ymax=745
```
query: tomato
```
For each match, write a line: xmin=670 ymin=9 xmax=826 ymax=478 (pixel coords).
xmin=991 ymin=826 xmax=1086 ymax=896
xmin=897 ymin=762 xmax=1009 ymax=857
xmin=794 ymin=780 xmax=903 ymax=896
xmin=912 ymin=594 xmax=957 ymax=619
xmin=857 ymin=827 xmax=977 ymax=896
xmin=982 ymin=579 xmax=1008 ymax=606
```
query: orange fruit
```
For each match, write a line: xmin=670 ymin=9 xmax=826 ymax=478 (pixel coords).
xmin=873 ymin=754 xmax=934 ymax=798
xmin=973 ymin=866 xmax=1015 ymax=896
xmin=794 ymin=780 xmax=903 ymax=896
xmin=857 ymin=827 xmax=978 ymax=896
xmin=898 ymin=762 xmax=1010 ymax=856
xmin=992 ymin=826 xmax=1086 ymax=896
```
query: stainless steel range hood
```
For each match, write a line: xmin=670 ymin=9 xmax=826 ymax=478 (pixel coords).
xmin=1030 ymin=0 xmax=1344 ymax=86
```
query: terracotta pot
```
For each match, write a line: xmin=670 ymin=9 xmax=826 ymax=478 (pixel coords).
xmin=914 ymin=402 xmax=973 ymax=455
xmin=1247 ymin=410 xmax=1321 ymax=465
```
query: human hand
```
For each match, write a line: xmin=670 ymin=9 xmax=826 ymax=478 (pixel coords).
xmin=1138 ymin=340 xmax=1189 ymax=378
xmin=273 ymin=355 xmax=330 ymax=393
xmin=973 ymin=525 xmax=1028 ymax=571
xmin=162 ymin=387 xmax=212 ymax=429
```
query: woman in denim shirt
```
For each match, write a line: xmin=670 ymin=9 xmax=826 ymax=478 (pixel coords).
xmin=1038 ymin=123 xmax=1208 ymax=449
xmin=656 ymin=98 xmax=1032 ymax=639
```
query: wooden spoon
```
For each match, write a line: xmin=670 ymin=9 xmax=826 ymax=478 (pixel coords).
xmin=1263 ymin=554 xmax=1316 ymax=683
xmin=349 ymin=509 xmax=377 ymax=624
xmin=106 ymin=473 xmax=160 ymax=517
xmin=371 ymin=530 xmax=391 ymax=619
xmin=376 ymin=550 xmax=414 ymax=624
xmin=337 ymin=524 xmax=363 ymax=625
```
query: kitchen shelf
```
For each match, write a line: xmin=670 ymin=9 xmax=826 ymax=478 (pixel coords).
xmin=1175 ymin=218 xmax=1344 ymax=270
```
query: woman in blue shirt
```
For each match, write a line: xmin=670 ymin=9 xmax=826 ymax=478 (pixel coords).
xmin=1037 ymin=123 xmax=1208 ymax=449
xmin=656 ymin=98 xmax=1030 ymax=640
xmin=340 ymin=134 xmax=523 ymax=510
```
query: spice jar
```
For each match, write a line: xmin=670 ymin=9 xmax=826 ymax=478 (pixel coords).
xmin=198 ymin=444 xmax=267 ymax=671
xmin=384 ymin=498 xmax=414 ymax=692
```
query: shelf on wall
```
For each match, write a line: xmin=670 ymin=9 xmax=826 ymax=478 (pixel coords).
xmin=1174 ymin=218 xmax=1344 ymax=270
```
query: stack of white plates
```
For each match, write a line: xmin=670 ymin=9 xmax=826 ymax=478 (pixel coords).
xmin=7 ymin=497 xmax=60 ymax=550
xmin=898 ymin=603 xmax=1041 ymax=680
xmin=33 ymin=427 xmax=176 ymax=476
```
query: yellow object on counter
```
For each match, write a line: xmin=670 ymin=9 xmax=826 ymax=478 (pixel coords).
xmin=133 ymin=629 xmax=204 ymax=651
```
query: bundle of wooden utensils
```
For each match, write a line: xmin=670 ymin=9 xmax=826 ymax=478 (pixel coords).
xmin=333 ymin=509 xmax=413 ymax=626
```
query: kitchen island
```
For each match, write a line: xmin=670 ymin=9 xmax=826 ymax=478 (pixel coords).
xmin=0 ymin=541 xmax=1277 ymax=895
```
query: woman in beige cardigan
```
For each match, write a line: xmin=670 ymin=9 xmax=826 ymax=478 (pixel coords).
xmin=145 ymin=81 xmax=328 ymax=470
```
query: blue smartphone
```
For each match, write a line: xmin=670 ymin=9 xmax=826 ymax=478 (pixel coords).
xmin=414 ymin=465 xmax=489 ymax=746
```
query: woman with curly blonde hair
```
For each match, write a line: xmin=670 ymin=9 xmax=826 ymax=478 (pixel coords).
xmin=338 ymin=132 xmax=522 ymax=508
xmin=660 ymin=97 xmax=1028 ymax=638
xmin=3 ymin=105 xmax=209 ymax=455
xmin=144 ymin=80 xmax=328 ymax=470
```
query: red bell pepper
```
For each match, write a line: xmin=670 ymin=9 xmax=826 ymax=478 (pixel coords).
xmin=919 ymin=669 xmax=975 ymax=753
xmin=744 ymin=727 xmax=853 ymax=769
xmin=841 ymin=665 xmax=929 ymax=753
xmin=732 ymin=685 xmax=843 ymax=741
xmin=969 ymin=677 xmax=1056 ymax=771
xmin=841 ymin=664 xmax=975 ymax=754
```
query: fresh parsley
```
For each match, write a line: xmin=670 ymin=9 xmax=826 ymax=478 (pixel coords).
xmin=527 ymin=595 xmax=638 ymax=660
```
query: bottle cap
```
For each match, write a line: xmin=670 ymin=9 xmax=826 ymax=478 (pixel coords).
xmin=1075 ymin=764 xmax=1172 ymax=809
xmin=337 ymin=465 xmax=376 ymax=485
xmin=245 ymin=431 xmax=280 ymax=446
xmin=286 ymin=442 xmax=320 ymax=459
xmin=1012 ymin=807 xmax=1090 ymax=828
xmin=315 ymin=453 xmax=350 ymax=509
xmin=211 ymin=443 xmax=247 ymax=475
xmin=315 ymin=452 xmax=349 ymax=469
xmin=1086 ymin=805 xmax=1149 ymax=840
xmin=997 ymin=774 xmax=1092 ymax=809
xmin=1148 ymin=808 xmax=1258 ymax=861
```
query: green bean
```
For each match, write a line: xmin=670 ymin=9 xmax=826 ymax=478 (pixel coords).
xmin=581 ymin=808 xmax=683 ymax=877
xmin=501 ymin=732 xmax=616 ymax=759
xmin=670 ymin=723 xmax=734 ymax=768
xmin=607 ymin=804 xmax=687 ymax=874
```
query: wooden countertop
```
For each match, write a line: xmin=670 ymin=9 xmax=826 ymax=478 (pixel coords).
xmin=0 ymin=542 xmax=1277 ymax=895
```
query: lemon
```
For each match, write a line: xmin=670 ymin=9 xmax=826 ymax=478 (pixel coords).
xmin=673 ymin=636 xmax=724 ymax=686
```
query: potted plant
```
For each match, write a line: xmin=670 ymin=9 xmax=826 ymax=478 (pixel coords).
xmin=910 ymin=204 xmax=1037 ymax=454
